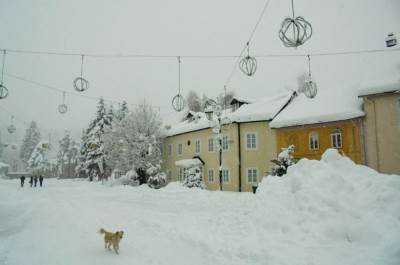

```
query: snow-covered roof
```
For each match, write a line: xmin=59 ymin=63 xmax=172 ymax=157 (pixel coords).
xmin=165 ymin=112 xmax=212 ymax=137
xmin=270 ymin=86 xmax=364 ymax=128
xmin=164 ymin=91 xmax=295 ymax=137
xmin=230 ymin=97 xmax=254 ymax=105
xmin=227 ymin=91 xmax=294 ymax=123
xmin=175 ymin=158 xmax=204 ymax=168
xmin=358 ymin=82 xmax=400 ymax=97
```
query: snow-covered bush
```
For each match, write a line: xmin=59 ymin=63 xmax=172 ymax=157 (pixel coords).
xmin=107 ymin=169 xmax=138 ymax=186
xmin=270 ymin=144 xmax=296 ymax=176
xmin=182 ymin=166 xmax=205 ymax=188
xmin=148 ymin=172 xmax=167 ymax=189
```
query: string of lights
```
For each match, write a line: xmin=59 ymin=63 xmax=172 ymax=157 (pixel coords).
xmin=4 ymin=72 xmax=170 ymax=110
xmin=1 ymin=47 xmax=399 ymax=59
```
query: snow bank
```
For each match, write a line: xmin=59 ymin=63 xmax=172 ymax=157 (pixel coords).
xmin=256 ymin=149 xmax=400 ymax=261
xmin=1 ymin=149 xmax=399 ymax=265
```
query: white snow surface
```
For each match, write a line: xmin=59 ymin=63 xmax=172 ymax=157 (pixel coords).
xmin=358 ymin=81 xmax=400 ymax=97
xmin=270 ymin=86 xmax=364 ymax=128
xmin=1 ymin=149 xmax=399 ymax=265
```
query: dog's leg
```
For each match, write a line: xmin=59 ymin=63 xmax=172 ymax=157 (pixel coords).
xmin=113 ymin=243 xmax=119 ymax=254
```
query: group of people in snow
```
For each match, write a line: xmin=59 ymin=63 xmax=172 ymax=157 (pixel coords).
xmin=20 ymin=175 xmax=44 ymax=188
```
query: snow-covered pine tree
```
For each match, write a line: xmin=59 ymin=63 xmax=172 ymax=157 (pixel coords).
xmin=78 ymin=98 xmax=112 ymax=180
xmin=20 ymin=121 xmax=41 ymax=167
xmin=57 ymin=131 xmax=79 ymax=178
xmin=27 ymin=141 xmax=51 ymax=175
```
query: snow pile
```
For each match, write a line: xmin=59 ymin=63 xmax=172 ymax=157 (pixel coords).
xmin=256 ymin=149 xmax=400 ymax=261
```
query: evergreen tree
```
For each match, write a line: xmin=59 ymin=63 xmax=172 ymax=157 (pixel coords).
xmin=115 ymin=101 xmax=129 ymax=121
xmin=20 ymin=121 xmax=41 ymax=167
xmin=57 ymin=131 xmax=79 ymax=178
xmin=78 ymin=98 xmax=112 ymax=180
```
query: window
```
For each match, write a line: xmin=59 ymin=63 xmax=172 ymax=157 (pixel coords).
xmin=309 ymin=132 xmax=319 ymax=150
xmin=178 ymin=167 xmax=185 ymax=182
xmin=195 ymin=140 xmax=201 ymax=154
xmin=222 ymin=135 xmax=229 ymax=151
xmin=247 ymin=168 xmax=258 ymax=184
xmin=331 ymin=129 xmax=343 ymax=148
xmin=208 ymin=169 xmax=214 ymax=183
xmin=178 ymin=143 xmax=183 ymax=155
xmin=208 ymin=138 xmax=214 ymax=152
xmin=246 ymin=133 xmax=257 ymax=149
xmin=167 ymin=144 xmax=172 ymax=156
xmin=222 ymin=169 xmax=230 ymax=183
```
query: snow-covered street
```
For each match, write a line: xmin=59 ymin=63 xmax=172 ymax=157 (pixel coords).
xmin=1 ymin=150 xmax=399 ymax=265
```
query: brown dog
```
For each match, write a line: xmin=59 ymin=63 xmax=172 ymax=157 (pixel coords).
xmin=99 ymin=228 xmax=124 ymax=254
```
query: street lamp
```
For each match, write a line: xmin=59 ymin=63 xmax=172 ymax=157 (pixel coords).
xmin=204 ymin=99 xmax=231 ymax=191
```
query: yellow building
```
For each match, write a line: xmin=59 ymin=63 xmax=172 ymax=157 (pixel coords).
xmin=270 ymin=90 xmax=365 ymax=164
xmin=358 ymin=83 xmax=400 ymax=174
xmin=162 ymin=92 xmax=294 ymax=192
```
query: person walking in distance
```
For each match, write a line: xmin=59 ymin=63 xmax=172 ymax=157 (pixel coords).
xmin=29 ymin=176 xmax=34 ymax=187
xmin=20 ymin=175 xmax=26 ymax=187
xmin=34 ymin=176 xmax=38 ymax=187
xmin=39 ymin=175 xmax=44 ymax=187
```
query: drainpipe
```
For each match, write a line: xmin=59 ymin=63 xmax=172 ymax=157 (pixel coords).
xmin=365 ymin=97 xmax=380 ymax=171
xmin=237 ymin=123 xmax=242 ymax=192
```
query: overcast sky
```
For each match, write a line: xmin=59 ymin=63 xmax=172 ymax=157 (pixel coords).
xmin=0 ymin=0 xmax=399 ymax=143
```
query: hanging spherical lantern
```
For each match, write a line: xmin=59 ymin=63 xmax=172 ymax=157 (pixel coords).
xmin=172 ymin=94 xmax=185 ymax=112
xmin=239 ymin=55 xmax=257 ymax=76
xmin=303 ymin=80 xmax=317 ymax=98
xmin=58 ymin=103 xmax=68 ymax=114
xmin=73 ymin=55 xmax=89 ymax=92
xmin=7 ymin=124 xmax=16 ymax=134
xmin=279 ymin=16 xmax=312 ymax=48
xmin=58 ymin=91 xmax=68 ymax=114
xmin=239 ymin=42 xmax=257 ymax=77
xmin=0 ymin=84 xmax=8 ymax=99
xmin=73 ymin=77 xmax=89 ymax=92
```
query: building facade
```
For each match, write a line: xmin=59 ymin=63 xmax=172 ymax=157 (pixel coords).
xmin=359 ymin=86 xmax=400 ymax=174
xmin=162 ymin=92 xmax=294 ymax=192
xmin=274 ymin=118 xmax=364 ymax=163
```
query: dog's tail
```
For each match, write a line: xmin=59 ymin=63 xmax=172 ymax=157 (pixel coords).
xmin=99 ymin=228 xmax=106 ymax=234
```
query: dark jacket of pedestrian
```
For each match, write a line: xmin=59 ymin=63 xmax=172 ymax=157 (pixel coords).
xmin=34 ymin=176 xmax=38 ymax=187
xmin=39 ymin=175 xmax=44 ymax=187
xmin=20 ymin=176 xmax=25 ymax=187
